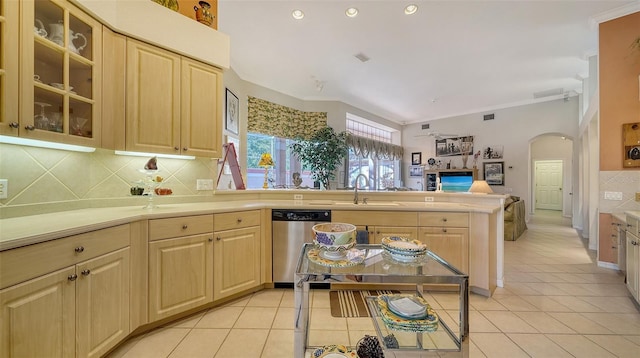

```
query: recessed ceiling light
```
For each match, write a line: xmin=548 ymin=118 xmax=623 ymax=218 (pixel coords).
xmin=345 ymin=7 xmax=359 ymax=18
xmin=292 ymin=9 xmax=304 ymax=20
xmin=404 ymin=4 xmax=418 ymax=15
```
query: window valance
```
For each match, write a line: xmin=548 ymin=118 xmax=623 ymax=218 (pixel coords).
xmin=346 ymin=134 xmax=404 ymax=160
xmin=247 ymin=96 xmax=327 ymax=139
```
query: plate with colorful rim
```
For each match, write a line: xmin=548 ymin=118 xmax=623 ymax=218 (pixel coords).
xmin=381 ymin=236 xmax=427 ymax=253
xmin=312 ymin=344 xmax=358 ymax=358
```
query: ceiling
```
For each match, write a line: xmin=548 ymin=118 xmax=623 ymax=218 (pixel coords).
xmin=218 ymin=0 xmax=637 ymax=125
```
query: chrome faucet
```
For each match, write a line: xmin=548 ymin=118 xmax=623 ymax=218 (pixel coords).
xmin=353 ymin=173 xmax=368 ymax=204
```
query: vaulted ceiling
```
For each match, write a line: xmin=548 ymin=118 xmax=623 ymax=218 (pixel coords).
xmin=219 ymin=0 xmax=637 ymax=124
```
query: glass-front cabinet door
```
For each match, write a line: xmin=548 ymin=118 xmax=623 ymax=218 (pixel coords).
xmin=0 ymin=0 xmax=19 ymax=135
xmin=20 ymin=0 xmax=102 ymax=146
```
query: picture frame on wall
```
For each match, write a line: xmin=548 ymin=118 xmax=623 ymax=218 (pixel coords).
xmin=411 ymin=152 xmax=422 ymax=165
xmin=409 ymin=165 xmax=423 ymax=177
xmin=225 ymin=88 xmax=239 ymax=135
xmin=483 ymin=161 xmax=504 ymax=185
xmin=482 ymin=145 xmax=503 ymax=159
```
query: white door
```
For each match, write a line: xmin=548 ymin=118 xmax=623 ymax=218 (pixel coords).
xmin=535 ymin=160 xmax=563 ymax=210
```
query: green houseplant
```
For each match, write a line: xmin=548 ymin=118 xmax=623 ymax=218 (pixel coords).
xmin=290 ymin=126 xmax=349 ymax=190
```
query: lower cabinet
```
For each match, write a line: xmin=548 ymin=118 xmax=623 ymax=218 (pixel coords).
xmin=627 ymin=232 xmax=640 ymax=301
xmin=369 ymin=226 xmax=418 ymax=244
xmin=213 ymin=226 xmax=261 ymax=300
xmin=0 ymin=248 xmax=130 ymax=358
xmin=148 ymin=234 xmax=213 ymax=321
xmin=419 ymin=227 xmax=469 ymax=273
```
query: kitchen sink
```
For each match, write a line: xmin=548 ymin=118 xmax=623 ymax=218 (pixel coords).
xmin=332 ymin=201 xmax=401 ymax=206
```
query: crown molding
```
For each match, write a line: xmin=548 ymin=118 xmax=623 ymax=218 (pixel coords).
xmin=589 ymin=1 xmax=640 ymax=29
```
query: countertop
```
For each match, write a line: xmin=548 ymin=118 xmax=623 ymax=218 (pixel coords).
xmin=0 ymin=199 xmax=501 ymax=251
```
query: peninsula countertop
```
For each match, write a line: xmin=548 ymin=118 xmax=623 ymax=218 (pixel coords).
xmin=0 ymin=199 xmax=501 ymax=251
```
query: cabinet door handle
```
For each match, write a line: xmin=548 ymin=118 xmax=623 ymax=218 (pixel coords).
xmin=208 ymin=237 xmax=213 ymax=242
xmin=182 ymin=224 xmax=188 ymax=229
xmin=9 ymin=122 xmax=18 ymax=128
xmin=442 ymin=228 xmax=448 ymax=233
xmin=81 ymin=269 xmax=91 ymax=276
xmin=183 ymin=147 xmax=188 ymax=151
xmin=75 ymin=246 xmax=85 ymax=253
xmin=216 ymin=237 xmax=221 ymax=241
xmin=68 ymin=274 xmax=78 ymax=281
xmin=25 ymin=125 xmax=35 ymax=131
xmin=174 ymin=146 xmax=179 ymax=151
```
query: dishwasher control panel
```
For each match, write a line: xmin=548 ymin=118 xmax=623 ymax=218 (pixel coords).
xmin=272 ymin=209 xmax=331 ymax=222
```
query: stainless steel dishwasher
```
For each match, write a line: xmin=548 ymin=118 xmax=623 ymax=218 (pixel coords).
xmin=272 ymin=209 xmax=331 ymax=287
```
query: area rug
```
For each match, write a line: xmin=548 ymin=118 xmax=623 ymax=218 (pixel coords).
xmin=329 ymin=290 xmax=399 ymax=318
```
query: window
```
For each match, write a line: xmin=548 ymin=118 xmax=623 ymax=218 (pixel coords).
xmin=246 ymin=132 xmax=315 ymax=188
xmin=346 ymin=117 xmax=400 ymax=190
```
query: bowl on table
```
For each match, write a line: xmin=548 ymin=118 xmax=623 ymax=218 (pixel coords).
xmin=312 ymin=222 xmax=357 ymax=260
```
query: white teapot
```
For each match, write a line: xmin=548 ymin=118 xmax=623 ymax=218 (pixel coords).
xmin=48 ymin=21 xmax=87 ymax=54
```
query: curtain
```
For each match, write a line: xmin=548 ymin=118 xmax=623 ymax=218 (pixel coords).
xmin=247 ymin=96 xmax=327 ymax=139
xmin=346 ymin=134 xmax=404 ymax=160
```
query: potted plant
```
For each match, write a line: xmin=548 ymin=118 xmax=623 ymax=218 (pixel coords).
xmin=290 ymin=126 xmax=349 ymax=190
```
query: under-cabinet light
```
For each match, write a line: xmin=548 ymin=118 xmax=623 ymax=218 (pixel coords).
xmin=0 ymin=135 xmax=96 ymax=152
xmin=114 ymin=150 xmax=196 ymax=160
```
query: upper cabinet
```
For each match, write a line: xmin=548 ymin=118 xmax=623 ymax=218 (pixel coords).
xmin=0 ymin=0 xmax=19 ymax=135
xmin=124 ymin=39 xmax=222 ymax=157
xmin=14 ymin=0 xmax=102 ymax=146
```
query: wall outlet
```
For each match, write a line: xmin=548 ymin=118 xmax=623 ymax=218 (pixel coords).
xmin=636 ymin=192 xmax=640 ymax=202
xmin=0 ymin=179 xmax=7 ymax=199
xmin=604 ymin=191 xmax=623 ymax=201
xmin=424 ymin=196 xmax=434 ymax=202
xmin=294 ymin=194 xmax=303 ymax=200
xmin=196 ymin=179 xmax=214 ymax=191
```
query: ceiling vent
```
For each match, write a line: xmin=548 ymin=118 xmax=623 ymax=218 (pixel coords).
xmin=421 ymin=123 xmax=430 ymax=130
xmin=483 ymin=114 xmax=495 ymax=121
xmin=533 ymin=88 xmax=564 ymax=99
xmin=354 ymin=52 xmax=370 ymax=63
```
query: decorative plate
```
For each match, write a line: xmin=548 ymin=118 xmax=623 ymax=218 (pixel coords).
xmin=312 ymin=344 xmax=358 ymax=358
xmin=427 ymin=157 xmax=436 ymax=166
xmin=382 ymin=251 xmax=428 ymax=265
xmin=307 ymin=248 xmax=365 ymax=267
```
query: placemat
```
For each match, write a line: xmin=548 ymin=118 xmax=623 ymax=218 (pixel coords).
xmin=329 ymin=290 xmax=399 ymax=317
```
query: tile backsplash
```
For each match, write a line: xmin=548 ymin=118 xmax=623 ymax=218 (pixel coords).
xmin=599 ymin=170 xmax=640 ymax=214
xmin=0 ymin=144 xmax=217 ymax=218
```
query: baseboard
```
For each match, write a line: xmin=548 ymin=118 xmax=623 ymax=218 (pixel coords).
xmin=597 ymin=261 xmax=619 ymax=270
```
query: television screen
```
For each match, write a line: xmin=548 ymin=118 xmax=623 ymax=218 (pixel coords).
xmin=439 ymin=172 xmax=473 ymax=192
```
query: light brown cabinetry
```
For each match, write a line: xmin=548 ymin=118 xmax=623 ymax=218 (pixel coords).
xmin=626 ymin=216 xmax=640 ymax=303
xmin=332 ymin=210 xmax=418 ymax=244
xmin=148 ymin=215 xmax=214 ymax=321
xmin=418 ymin=212 xmax=469 ymax=273
xmin=125 ymin=38 xmax=222 ymax=157
xmin=213 ymin=210 xmax=262 ymax=300
xmin=13 ymin=0 xmax=102 ymax=145
xmin=598 ymin=213 xmax=618 ymax=264
xmin=0 ymin=0 xmax=19 ymax=135
xmin=0 ymin=225 xmax=130 ymax=358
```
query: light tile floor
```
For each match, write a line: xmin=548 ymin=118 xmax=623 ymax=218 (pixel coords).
xmin=107 ymin=210 xmax=640 ymax=357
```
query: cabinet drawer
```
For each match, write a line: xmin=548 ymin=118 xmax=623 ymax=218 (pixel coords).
xmin=148 ymin=215 xmax=213 ymax=241
xmin=419 ymin=212 xmax=469 ymax=227
xmin=214 ymin=210 xmax=261 ymax=231
xmin=0 ymin=224 xmax=130 ymax=289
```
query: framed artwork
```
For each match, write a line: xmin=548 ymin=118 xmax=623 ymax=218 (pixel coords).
xmin=482 ymin=145 xmax=503 ymax=159
xmin=225 ymin=88 xmax=239 ymax=135
xmin=409 ymin=165 xmax=423 ymax=177
xmin=411 ymin=152 xmax=422 ymax=165
xmin=483 ymin=161 xmax=504 ymax=186
xmin=435 ymin=136 xmax=474 ymax=157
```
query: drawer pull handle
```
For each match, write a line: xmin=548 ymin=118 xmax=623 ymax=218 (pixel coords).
xmin=442 ymin=218 xmax=448 ymax=222
xmin=81 ymin=269 xmax=91 ymax=276
xmin=75 ymin=246 xmax=85 ymax=253
xmin=442 ymin=228 xmax=448 ymax=233
xmin=182 ymin=225 xmax=188 ymax=229
xmin=68 ymin=274 xmax=78 ymax=281
xmin=237 ymin=218 xmax=242 ymax=223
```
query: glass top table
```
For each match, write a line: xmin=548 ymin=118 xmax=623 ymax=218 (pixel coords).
xmin=294 ymin=243 xmax=469 ymax=357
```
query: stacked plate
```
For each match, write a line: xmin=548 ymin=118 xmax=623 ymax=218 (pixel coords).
xmin=376 ymin=294 xmax=439 ymax=332
xmin=381 ymin=236 xmax=427 ymax=262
